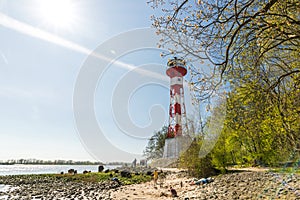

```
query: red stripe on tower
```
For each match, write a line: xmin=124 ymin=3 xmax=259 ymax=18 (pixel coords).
xmin=166 ymin=57 xmax=187 ymax=138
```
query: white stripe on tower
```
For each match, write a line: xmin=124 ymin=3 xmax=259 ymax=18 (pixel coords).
xmin=166 ymin=58 xmax=187 ymax=138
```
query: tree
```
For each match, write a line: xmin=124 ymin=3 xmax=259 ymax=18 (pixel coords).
xmin=149 ymin=0 xmax=299 ymax=167
xmin=179 ymin=137 xmax=217 ymax=177
xmin=211 ymin=78 xmax=299 ymax=167
xmin=149 ymin=0 xmax=299 ymax=99
xmin=143 ymin=126 xmax=168 ymax=160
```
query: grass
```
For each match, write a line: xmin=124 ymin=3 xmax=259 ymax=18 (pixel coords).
xmin=58 ymin=172 xmax=153 ymax=185
xmin=268 ymin=167 xmax=300 ymax=174
xmin=0 ymin=172 xmax=153 ymax=185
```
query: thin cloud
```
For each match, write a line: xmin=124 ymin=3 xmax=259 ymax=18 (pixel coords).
xmin=0 ymin=86 xmax=56 ymax=101
xmin=0 ymin=13 xmax=166 ymax=81
xmin=0 ymin=50 xmax=8 ymax=64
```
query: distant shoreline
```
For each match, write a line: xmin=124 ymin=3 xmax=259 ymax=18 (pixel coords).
xmin=0 ymin=161 xmax=129 ymax=166
xmin=0 ymin=164 xmax=124 ymax=176
xmin=0 ymin=163 xmax=104 ymax=166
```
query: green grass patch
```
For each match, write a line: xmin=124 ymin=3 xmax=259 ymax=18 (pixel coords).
xmin=268 ymin=167 xmax=300 ymax=174
xmin=0 ymin=172 xmax=152 ymax=185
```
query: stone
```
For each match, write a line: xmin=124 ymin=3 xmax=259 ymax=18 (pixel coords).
xmin=120 ymin=171 xmax=132 ymax=178
xmin=98 ymin=165 xmax=104 ymax=172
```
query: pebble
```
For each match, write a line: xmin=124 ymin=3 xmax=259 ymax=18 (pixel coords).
xmin=0 ymin=175 xmax=119 ymax=199
xmin=0 ymin=171 xmax=299 ymax=199
xmin=182 ymin=171 xmax=300 ymax=200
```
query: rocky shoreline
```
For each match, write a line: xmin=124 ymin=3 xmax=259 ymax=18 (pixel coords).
xmin=181 ymin=171 xmax=300 ymax=200
xmin=108 ymin=170 xmax=300 ymax=200
xmin=0 ymin=175 xmax=119 ymax=199
xmin=0 ymin=169 xmax=299 ymax=199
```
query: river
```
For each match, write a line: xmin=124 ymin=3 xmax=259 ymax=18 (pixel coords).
xmin=0 ymin=164 xmax=121 ymax=194
xmin=0 ymin=164 xmax=120 ymax=176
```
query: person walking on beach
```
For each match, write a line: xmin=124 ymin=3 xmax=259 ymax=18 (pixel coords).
xmin=153 ymin=170 xmax=158 ymax=185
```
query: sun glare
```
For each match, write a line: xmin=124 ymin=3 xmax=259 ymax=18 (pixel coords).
xmin=37 ymin=0 xmax=78 ymax=30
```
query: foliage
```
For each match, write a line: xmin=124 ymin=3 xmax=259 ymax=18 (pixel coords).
xmin=179 ymin=138 xmax=217 ymax=177
xmin=211 ymin=79 xmax=299 ymax=167
xmin=143 ymin=126 xmax=168 ymax=160
xmin=148 ymin=0 xmax=299 ymax=172
xmin=149 ymin=0 xmax=299 ymax=98
xmin=0 ymin=159 xmax=103 ymax=165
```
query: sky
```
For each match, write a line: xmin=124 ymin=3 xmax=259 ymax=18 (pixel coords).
xmin=0 ymin=0 xmax=185 ymax=162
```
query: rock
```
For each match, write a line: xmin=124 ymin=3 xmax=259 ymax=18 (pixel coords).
xmin=120 ymin=171 xmax=132 ymax=178
xmin=1 ymin=170 xmax=299 ymax=199
xmin=98 ymin=165 xmax=104 ymax=172
xmin=160 ymin=192 xmax=168 ymax=197
xmin=146 ymin=171 xmax=152 ymax=176
xmin=68 ymin=169 xmax=75 ymax=174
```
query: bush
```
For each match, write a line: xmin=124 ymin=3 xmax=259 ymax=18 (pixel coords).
xmin=179 ymin=139 xmax=218 ymax=177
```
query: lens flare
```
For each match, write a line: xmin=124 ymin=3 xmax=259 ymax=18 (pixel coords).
xmin=36 ymin=0 xmax=78 ymax=29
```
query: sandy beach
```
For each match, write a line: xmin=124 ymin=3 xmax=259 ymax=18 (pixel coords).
xmin=110 ymin=169 xmax=300 ymax=200
xmin=0 ymin=168 xmax=299 ymax=199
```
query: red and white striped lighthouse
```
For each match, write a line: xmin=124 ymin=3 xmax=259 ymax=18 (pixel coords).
xmin=163 ymin=57 xmax=189 ymax=159
xmin=166 ymin=57 xmax=187 ymax=138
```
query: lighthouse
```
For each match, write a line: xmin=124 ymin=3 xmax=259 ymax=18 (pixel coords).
xmin=163 ymin=57 xmax=189 ymax=158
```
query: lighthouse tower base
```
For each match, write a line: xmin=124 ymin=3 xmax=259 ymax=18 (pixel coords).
xmin=163 ymin=136 xmax=192 ymax=158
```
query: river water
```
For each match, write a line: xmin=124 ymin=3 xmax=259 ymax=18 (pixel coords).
xmin=0 ymin=164 xmax=119 ymax=176
xmin=0 ymin=164 xmax=120 ymax=194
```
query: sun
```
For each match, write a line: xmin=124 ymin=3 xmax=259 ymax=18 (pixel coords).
xmin=36 ymin=0 xmax=78 ymax=30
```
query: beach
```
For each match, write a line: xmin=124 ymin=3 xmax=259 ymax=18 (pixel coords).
xmin=0 ymin=168 xmax=299 ymax=199
xmin=110 ymin=169 xmax=300 ymax=200
xmin=0 ymin=174 xmax=119 ymax=199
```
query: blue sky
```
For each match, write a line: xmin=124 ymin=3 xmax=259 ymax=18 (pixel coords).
xmin=0 ymin=0 xmax=177 ymax=162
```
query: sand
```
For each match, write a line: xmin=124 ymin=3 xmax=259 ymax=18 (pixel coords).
xmin=0 ymin=168 xmax=299 ymax=199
